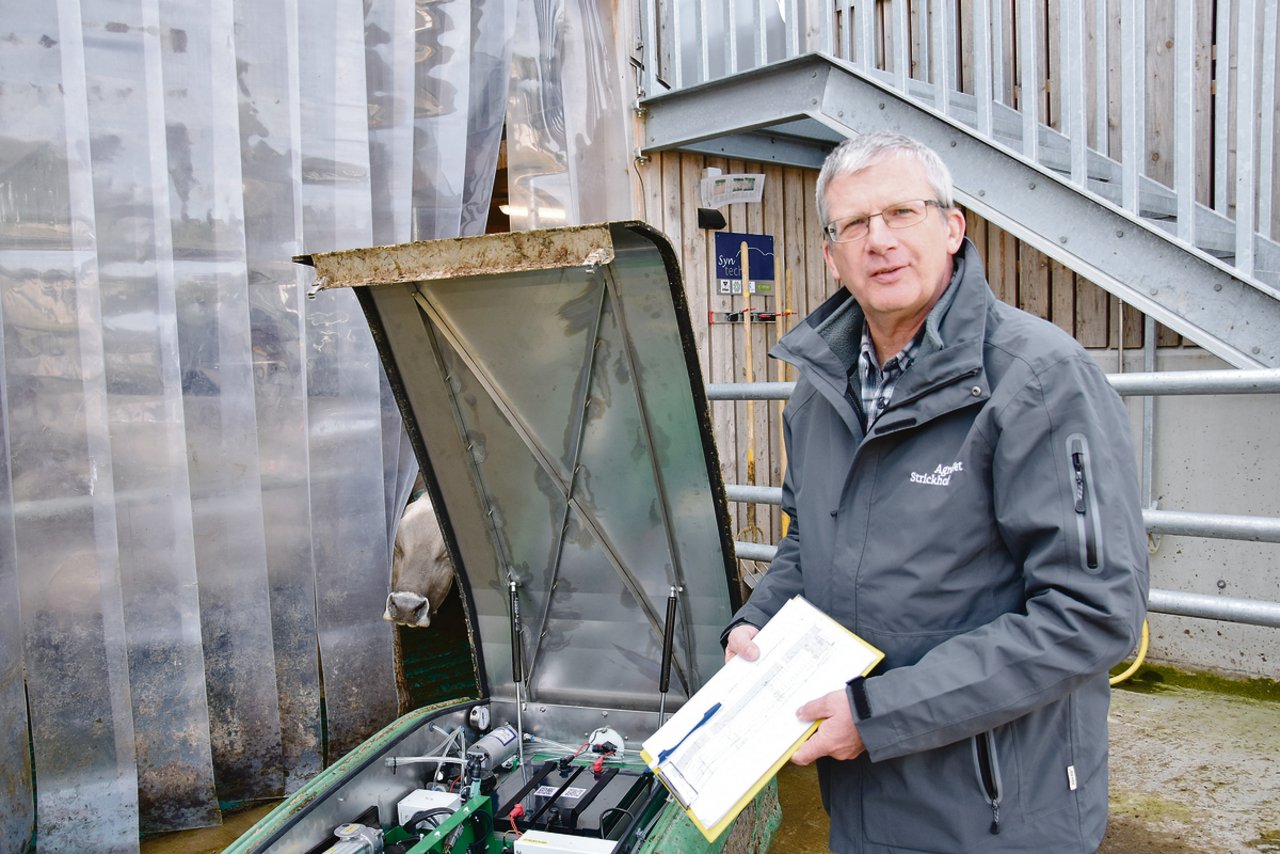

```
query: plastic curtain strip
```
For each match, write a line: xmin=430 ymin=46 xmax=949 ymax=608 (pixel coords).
xmin=0 ymin=295 xmax=33 ymax=854
xmin=160 ymin=0 xmax=285 ymax=805
xmin=410 ymin=0 xmax=472 ymax=240
xmin=364 ymin=0 xmax=419 ymax=550
xmin=233 ymin=0 xmax=325 ymax=793
xmin=81 ymin=0 xmax=221 ymax=831
xmin=0 ymin=0 xmax=141 ymax=847
xmin=506 ymin=0 xmax=632 ymax=230
xmin=462 ymin=0 xmax=520 ymax=237
xmin=298 ymin=0 xmax=398 ymax=760
xmin=560 ymin=0 xmax=631 ymax=224
xmin=506 ymin=0 xmax=573 ymax=229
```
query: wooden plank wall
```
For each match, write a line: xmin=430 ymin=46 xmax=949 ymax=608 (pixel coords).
xmin=636 ymin=148 xmax=1186 ymax=547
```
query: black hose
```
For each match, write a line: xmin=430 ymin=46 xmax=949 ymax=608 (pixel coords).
xmin=404 ymin=806 xmax=457 ymax=833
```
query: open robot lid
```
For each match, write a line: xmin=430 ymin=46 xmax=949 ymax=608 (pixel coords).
xmin=300 ymin=222 xmax=741 ymax=717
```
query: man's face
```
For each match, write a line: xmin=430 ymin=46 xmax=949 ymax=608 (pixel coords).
xmin=821 ymin=156 xmax=966 ymax=335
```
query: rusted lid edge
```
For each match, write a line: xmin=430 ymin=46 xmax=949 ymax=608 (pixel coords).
xmin=299 ymin=223 xmax=618 ymax=289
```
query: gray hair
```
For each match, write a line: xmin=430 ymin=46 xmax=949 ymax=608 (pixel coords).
xmin=815 ymin=131 xmax=956 ymax=226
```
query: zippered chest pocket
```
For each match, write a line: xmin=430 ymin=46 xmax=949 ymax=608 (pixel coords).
xmin=1066 ymin=433 xmax=1103 ymax=574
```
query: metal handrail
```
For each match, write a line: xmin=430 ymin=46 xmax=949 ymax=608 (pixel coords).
xmin=731 ymin=534 xmax=1280 ymax=629
xmin=712 ymin=369 xmax=1280 ymax=629
xmin=707 ymin=369 xmax=1280 ymax=401
xmin=724 ymin=485 xmax=1280 ymax=545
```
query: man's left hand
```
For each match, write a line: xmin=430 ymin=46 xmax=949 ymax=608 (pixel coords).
xmin=791 ymin=689 xmax=866 ymax=765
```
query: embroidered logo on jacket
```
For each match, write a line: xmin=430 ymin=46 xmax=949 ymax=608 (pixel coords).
xmin=909 ymin=461 xmax=963 ymax=486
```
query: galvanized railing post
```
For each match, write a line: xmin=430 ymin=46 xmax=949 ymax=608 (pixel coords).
xmin=1017 ymin=0 xmax=1037 ymax=159
xmin=1174 ymin=0 xmax=1197 ymax=245
xmin=1235 ymin=0 xmax=1258 ymax=278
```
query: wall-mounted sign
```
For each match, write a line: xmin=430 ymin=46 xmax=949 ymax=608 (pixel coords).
xmin=701 ymin=173 xmax=766 ymax=207
xmin=715 ymin=232 xmax=775 ymax=295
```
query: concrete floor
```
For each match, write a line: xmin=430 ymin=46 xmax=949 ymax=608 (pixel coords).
xmin=139 ymin=681 xmax=1280 ymax=853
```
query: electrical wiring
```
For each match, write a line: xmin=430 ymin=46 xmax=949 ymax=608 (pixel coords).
xmin=507 ymin=803 xmax=525 ymax=838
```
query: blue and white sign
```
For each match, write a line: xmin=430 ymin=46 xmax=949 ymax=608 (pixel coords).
xmin=714 ymin=232 xmax=775 ymax=295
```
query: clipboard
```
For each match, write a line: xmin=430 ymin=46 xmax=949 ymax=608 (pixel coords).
xmin=640 ymin=595 xmax=884 ymax=841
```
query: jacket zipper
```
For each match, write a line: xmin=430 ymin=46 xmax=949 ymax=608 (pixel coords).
xmin=1067 ymin=434 xmax=1101 ymax=572
xmin=973 ymin=731 xmax=1003 ymax=835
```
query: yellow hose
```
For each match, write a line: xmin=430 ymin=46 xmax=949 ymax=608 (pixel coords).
xmin=1109 ymin=619 xmax=1150 ymax=685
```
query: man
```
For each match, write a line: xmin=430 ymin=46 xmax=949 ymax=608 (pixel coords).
xmin=724 ymin=131 xmax=1148 ymax=853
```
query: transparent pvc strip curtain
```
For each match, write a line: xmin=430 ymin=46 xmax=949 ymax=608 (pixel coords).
xmin=364 ymin=0 xmax=418 ymax=546
xmin=233 ymin=0 xmax=325 ymax=795
xmin=82 ymin=0 xmax=221 ymax=832
xmin=0 ymin=0 xmax=522 ymax=847
xmin=0 ymin=273 xmax=33 ymax=854
xmin=0 ymin=0 xmax=140 ymax=850
xmin=161 ymin=0 xmax=284 ymax=806
xmin=298 ymin=0 xmax=398 ymax=760
xmin=506 ymin=0 xmax=632 ymax=229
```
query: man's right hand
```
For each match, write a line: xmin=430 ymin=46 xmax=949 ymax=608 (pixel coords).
xmin=724 ymin=624 xmax=761 ymax=663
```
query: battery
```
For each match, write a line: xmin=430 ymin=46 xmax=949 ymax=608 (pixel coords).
xmin=514 ymin=829 xmax=617 ymax=854
xmin=396 ymin=788 xmax=462 ymax=827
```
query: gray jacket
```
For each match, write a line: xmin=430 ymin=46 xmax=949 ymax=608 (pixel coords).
xmin=730 ymin=240 xmax=1149 ymax=853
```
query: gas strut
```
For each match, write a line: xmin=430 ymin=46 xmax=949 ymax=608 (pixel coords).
xmin=658 ymin=586 xmax=680 ymax=725
xmin=509 ymin=579 xmax=525 ymax=767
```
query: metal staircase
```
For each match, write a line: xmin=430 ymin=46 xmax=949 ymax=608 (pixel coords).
xmin=633 ymin=0 xmax=1280 ymax=369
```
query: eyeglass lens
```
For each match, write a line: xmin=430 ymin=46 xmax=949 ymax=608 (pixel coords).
xmin=827 ymin=200 xmax=933 ymax=243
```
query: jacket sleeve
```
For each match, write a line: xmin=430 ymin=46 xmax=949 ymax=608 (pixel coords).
xmin=855 ymin=351 xmax=1149 ymax=760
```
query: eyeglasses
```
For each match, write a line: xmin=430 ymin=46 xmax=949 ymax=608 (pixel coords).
xmin=823 ymin=199 xmax=945 ymax=243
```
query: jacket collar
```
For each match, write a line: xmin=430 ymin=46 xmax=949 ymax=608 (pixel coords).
xmin=772 ymin=239 xmax=993 ymax=434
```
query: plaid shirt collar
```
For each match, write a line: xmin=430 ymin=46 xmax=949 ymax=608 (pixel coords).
xmin=855 ymin=324 xmax=921 ymax=428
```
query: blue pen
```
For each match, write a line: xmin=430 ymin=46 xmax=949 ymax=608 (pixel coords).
xmin=657 ymin=701 xmax=721 ymax=765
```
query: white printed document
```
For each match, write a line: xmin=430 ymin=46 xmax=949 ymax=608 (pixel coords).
xmin=640 ymin=595 xmax=883 ymax=841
